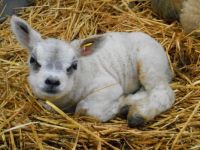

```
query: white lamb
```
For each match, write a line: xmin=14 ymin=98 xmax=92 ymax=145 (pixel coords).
xmin=11 ymin=16 xmax=175 ymax=127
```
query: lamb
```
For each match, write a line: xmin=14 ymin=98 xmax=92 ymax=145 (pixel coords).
xmin=11 ymin=16 xmax=175 ymax=128
xmin=151 ymin=0 xmax=200 ymax=34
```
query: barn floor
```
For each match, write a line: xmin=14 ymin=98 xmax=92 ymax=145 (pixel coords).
xmin=0 ymin=0 xmax=200 ymax=149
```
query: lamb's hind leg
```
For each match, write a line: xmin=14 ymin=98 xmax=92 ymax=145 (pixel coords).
xmin=124 ymin=84 xmax=174 ymax=128
xmin=124 ymin=41 xmax=175 ymax=128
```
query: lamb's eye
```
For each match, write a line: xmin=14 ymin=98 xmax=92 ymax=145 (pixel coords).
xmin=30 ymin=57 xmax=36 ymax=64
xmin=66 ymin=62 xmax=77 ymax=75
xmin=30 ymin=57 xmax=41 ymax=70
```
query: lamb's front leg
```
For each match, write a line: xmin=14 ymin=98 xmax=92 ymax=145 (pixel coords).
xmin=75 ymin=83 xmax=123 ymax=122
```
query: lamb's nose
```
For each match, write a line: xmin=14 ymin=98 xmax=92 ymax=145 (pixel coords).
xmin=45 ymin=78 xmax=60 ymax=87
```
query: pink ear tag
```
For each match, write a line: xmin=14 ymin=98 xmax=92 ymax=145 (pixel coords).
xmin=81 ymin=42 xmax=93 ymax=56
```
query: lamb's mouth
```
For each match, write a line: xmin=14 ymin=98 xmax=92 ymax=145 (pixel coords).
xmin=38 ymin=87 xmax=66 ymax=100
xmin=42 ymin=88 xmax=59 ymax=94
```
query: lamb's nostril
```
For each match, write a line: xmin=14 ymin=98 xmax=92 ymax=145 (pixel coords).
xmin=54 ymin=80 xmax=60 ymax=86
xmin=45 ymin=78 xmax=60 ymax=87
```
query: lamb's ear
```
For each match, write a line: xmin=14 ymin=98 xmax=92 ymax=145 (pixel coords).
xmin=11 ymin=16 xmax=42 ymax=50
xmin=71 ymin=35 xmax=104 ymax=57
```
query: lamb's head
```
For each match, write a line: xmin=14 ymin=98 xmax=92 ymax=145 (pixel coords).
xmin=10 ymin=16 xmax=80 ymax=100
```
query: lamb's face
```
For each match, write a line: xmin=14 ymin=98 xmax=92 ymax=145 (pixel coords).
xmin=10 ymin=16 xmax=81 ymax=100
xmin=11 ymin=16 xmax=103 ymax=100
xmin=28 ymin=39 xmax=77 ymax=100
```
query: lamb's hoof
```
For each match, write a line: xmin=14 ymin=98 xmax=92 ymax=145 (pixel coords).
xmin=118 ymin=105 xmax=129 ymax=119
xmin=128 ymin=114 xmax=145 ymax=128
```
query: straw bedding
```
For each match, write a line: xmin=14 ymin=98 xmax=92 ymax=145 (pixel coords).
xmin=0 ymin=0 xmax=200 ymax=149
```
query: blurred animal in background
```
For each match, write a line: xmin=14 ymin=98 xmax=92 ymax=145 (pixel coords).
xmin=0 ymin=0 xmax=34 ymax=22
xmin=11 ymin=16 xmax=175 ymax=128
xmin=151 ymin=0 xmax=200 ymax=34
